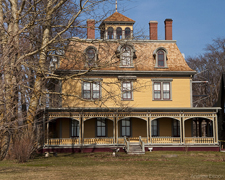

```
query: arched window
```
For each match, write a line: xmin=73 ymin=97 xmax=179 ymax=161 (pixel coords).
xmin=116 ymin=27 xmax=122 ymax=39
xmin=121 ymin=46 xmax=132 ymax=66
xmin=108 ymin=27 xmax=113 ymax=39
xmin=153 ymin=47 xmax=168 ymax=68
xmin=157 ymin=50 xmax=164 ymax=67
xmin=86 ymin=47 xmax=96 ymax=67
xmin=125 ymin=27 xmax=131 ymax=39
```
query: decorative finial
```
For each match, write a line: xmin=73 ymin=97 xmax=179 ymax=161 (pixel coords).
xmin=116 ymin=0 xmax=117 ymax=12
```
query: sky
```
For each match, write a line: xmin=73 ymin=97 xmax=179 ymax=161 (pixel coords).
xmin=103 ymin=0 xmax=225 ymax=58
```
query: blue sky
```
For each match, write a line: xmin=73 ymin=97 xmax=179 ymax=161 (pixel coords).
xmin=108 ymin=0 xmax=225 ymax=58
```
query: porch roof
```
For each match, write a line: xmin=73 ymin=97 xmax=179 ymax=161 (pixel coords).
xmin=44 ymin=107 xmax=220 ymax=113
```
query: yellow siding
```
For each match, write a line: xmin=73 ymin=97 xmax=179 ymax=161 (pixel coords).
xmin=132 ymin=118 xmax=147 ymax=137
xmin=107 ymin=120 xmax=114 ymax=137
xmin=84 ymin=119 xmax=95 ymax=138
xmin=158 ymin=118 xmax=172 ymax=136
xmin=61 ymin=119 xmax=70 ymax=138
xmin=185 ymin=119 xmax=192 ymax=137
xmin=62 ymin=77 xmax=191 ymax=108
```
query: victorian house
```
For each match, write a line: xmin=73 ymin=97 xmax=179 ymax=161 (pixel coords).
xmin=42 ymin=12 xmax=220 ymax=153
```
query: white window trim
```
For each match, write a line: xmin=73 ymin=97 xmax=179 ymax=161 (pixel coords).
xmin=153 ymin=47 xmax=168 ymax=68
xmin=151 ymin=79 xmax=173 ymax=101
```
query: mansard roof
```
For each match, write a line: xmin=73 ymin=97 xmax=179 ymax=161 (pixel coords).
xmin=103 ymin=12 xmax=135 ymax=23
xmin=58 ymin=39 xmax=195 ymax=73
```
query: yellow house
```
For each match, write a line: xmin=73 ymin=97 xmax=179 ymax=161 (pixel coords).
xmin=43 ymin=12 xmax=220 ymax=153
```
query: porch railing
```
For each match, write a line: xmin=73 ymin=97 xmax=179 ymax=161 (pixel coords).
xmin=185 ymin=137 xmax=214 ymax=144
xmin=139 ymin=136 xmax=145 ymax=152
xmin=83 ymin=137 xmax=114 ymax=145
xmin=48 ymin=138 xmax=80 ymax=145
xmin=151 ymin=137 xmax=181 ymax=144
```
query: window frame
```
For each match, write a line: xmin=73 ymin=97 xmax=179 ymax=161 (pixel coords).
xmin=71 ymin=120 xmax=79 ymax=137
xmin=153 ymin=47 xmax=168 ymax=68
xmin=125 ymin=27 xmax=131 ymax=39
xmin=84 ymin=46 xmax=98 ymax=67
xmin=121 ymin=81 xmax=133 ymax=101
xmin=116 ymin=27 xmax=122 ymax=39
xmin=96 ymin=118 xmax=106 ymax=137
xmin=82 ymin=80 xmax=101 ymax=100
xmin=172 ymin=119 xmax=180 ymax=137
xmin=120 ymin=46 xmax=133 ymax=67
xmin=121 ymin=118 xmax=131 ymax=137
xmin=152 ymin=79 xmax=173 ymax=101
xmin=107 ymin=27 xmax=114 ymax=39
xmin=151 ymin=120 xmax=158 ymax=137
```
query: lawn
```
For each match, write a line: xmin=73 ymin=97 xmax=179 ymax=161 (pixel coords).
xmin=0 ymin=151 xmax=225 ymax=180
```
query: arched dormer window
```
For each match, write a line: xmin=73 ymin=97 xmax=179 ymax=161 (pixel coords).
xmin=85 ymin=46 xmax=97 ymax=67
xmin=116 ymin=44 xmax=136 ymax=67
xmin=125 ymin=27 xmax=131 ymax=39
xmin=121 ymin=46 xmax=132 ymax=66
xmin=116 ymin=27 xmax=122 ymax=39
xmin=153 ymin=47 xmax=168 ymax=68
xmin=108 ymin=27 xmax=113 ymax=39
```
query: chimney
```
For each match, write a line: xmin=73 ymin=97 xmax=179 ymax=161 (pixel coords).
xmin=149 ymin=21 xmax=158 ymax=40
xmin=164 ymin=19 xmax=173 ymax=40
xmin=87 ymin=19 xmax=95 ymax=39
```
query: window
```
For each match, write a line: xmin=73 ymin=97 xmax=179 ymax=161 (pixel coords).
xmin=158 ymin=50 xmax=164 ymax=67
xmin=108 ymin=27 xmax=113 ymax=39
xmin=71 ymin=120 xmax=79 ymax=137
xmin=173 ymin=120 xmax=180 ymax=137
xmin=83 ymin=81 xmax=100 ymax=100
xmin=97 ymin=118 xmax=106 ymax=137
xmin=152 ymin=79 xmax=172 ymax=100
xmin=122 ymin=81 xmax=132 ymax=100
xmin=151 ymin=120 xmax=158 ymax=136
xmin=153 ymin=47 xmax=168 ymax=68
xmin=125 ymin=27 xmax=131 ymax=39
xmin=116 ymin=27 xmax=122 ymax=39
xmin=121 ymin=46 xmax=132 ymax=66
xmin=85 ymin=46 xmax=97 ymax=67
xmin=121 ymin=118 xmax=131 ymax=137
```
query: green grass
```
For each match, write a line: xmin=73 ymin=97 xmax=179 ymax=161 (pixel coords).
xmin=0 ymin=151 xmax=225 ymax=180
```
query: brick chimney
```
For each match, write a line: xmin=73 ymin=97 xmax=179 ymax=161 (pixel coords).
xmin=164 ymin=19 xmax=173 ymax=40
xmin=149 ymin=21 xmax=158 ymax=40
xmin=87 ymin=19 xmax=95 ymax=39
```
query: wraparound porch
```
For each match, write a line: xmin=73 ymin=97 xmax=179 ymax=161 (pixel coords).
xmin=42 ymin=107 xmax=220 ymax=149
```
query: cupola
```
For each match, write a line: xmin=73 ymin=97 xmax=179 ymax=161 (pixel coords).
xmin=99 ymin=12 xmax=135 ymax=40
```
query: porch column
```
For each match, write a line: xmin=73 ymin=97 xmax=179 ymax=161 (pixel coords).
xmin=146 ymin=115 xmax=149 ymax=144
xmin=82 ymin=115 xmax=84 ymax=144
xmin=179 ymin=119 xmax=182 ymax=144
xmin=47 ymin=121 xmax=49 ymax=145
xmin=215 ymin=115 xmax=218 ymax=143
xmin=79 ymin=114 xmax=82 ymax=144
xmin=182 ymin=116 xmax=185 ymax=144
xmin=43 ymin=113 xmax=45 ymax=146
xmin=116 ymin=114 xmax=118 ymax=144
xmin=113 ymin=114 xmax=115 ymax=144
xmin=149 ymin=116 xmax=151 ymax=144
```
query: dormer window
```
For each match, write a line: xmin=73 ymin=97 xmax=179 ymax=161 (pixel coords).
xmin=85 ymin=46 xmax=97 ymax=67
xmin=116 ymin=27 xmax=122 ymax=39
xmin=153 ymin=47 xmax=168 ymax=68
xmin=158 ymin=50 xmax=164 ymax=67
xmin=108 ymin=27 xmax=113 ymax=39
xmin=125 ymin=27 xmax=131 ymax=39
xmin=116 ymin=44 xmax=136 ymax=67
xmin=121 ymin=46 xmax=132 ymax=66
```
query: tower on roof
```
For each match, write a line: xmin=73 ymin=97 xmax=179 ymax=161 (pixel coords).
xmin=99 ymin=12 xmax=135 ymax=40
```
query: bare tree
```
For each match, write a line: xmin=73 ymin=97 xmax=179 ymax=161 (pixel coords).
xmin=187 ymin=38 xmax=225 ymax=107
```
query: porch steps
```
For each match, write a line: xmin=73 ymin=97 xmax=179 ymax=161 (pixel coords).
xmin=126 ymin=143 xmax=145 ymax=155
